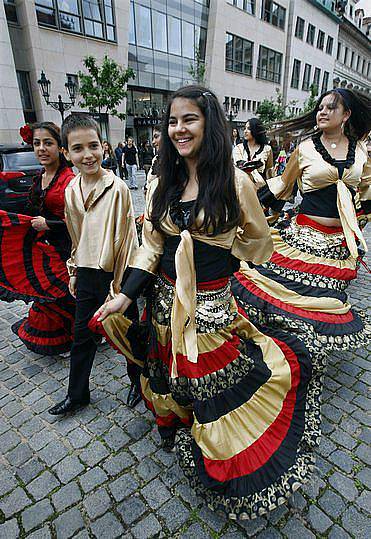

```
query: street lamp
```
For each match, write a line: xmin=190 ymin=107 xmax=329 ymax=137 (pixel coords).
xmin=37 ymin=71 xmax=77 ymax=121
xmin=223 ymin=99 xmax=240 ymax=124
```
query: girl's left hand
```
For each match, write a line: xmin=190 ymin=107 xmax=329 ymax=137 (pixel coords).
xmin=31 ymin=216 xmax=49 ymax=231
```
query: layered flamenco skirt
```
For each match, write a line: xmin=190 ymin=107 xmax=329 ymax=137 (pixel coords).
xmin=0 ymin=211 xmax=74 ymax=355
xmin=96 ymin=272 xmax=320 ymax=520
xmin=231 ymin=214 xmax=370 ymax=361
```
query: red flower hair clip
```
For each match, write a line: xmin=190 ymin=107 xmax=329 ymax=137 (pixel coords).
xmin=19 ymin=124 xmax=33 ymax=145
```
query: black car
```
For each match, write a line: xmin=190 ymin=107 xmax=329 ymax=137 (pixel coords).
xmin=0 ymin=144 xmax=42 ymax=213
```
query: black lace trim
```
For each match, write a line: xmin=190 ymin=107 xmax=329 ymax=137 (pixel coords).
xmin=312 ymin=133 xmax=356 ymax=169
xmin=242 ymin=140 xmax=265 ymax=160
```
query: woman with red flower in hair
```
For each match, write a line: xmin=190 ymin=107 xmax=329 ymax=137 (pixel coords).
xmin=0 ymin=122 xmax=75 ymax=355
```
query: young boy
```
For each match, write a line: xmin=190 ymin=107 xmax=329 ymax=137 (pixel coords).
xmin=49 ymin=114 xmax=140 ymax=415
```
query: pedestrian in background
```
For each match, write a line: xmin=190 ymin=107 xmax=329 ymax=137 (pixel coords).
xmin=102 ymin=140 xmax=117 ymax=174
xmin=142 ymin=140 xmax=154 ymax=179
xmin=122 ymin=137 xmax=139 ymax=190
xmin=115 ymin=141 xmax=124 ymax=179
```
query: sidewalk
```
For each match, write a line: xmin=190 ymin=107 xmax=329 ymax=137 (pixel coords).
xmin=0 ymin=181 xmax=369 ymax=538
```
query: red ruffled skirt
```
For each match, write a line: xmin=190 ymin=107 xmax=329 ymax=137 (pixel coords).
xmin=0 ymin=211 xmax=74 ymax=355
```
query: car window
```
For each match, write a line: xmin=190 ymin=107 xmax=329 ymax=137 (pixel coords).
xmin=2 ymin=151 xmax=41 ymax=172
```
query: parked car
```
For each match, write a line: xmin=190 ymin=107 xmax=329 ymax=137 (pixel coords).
xmin=0 ymin=144 xmax=41 ymax=213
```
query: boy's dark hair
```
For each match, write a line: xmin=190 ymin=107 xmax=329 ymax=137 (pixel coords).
xmin=61 ymin=113 xmax=102 ymax=149
xmin=150 ymin=84 xmax=240 ymax=236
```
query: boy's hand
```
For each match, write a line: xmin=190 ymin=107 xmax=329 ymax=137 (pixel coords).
xmin=95 ymin=293 xmax=132 ymax=321
xmin=69 ymin=276 xmax=77 ymax=298
xmin=31 ymin=216 xmax=49 ymax=231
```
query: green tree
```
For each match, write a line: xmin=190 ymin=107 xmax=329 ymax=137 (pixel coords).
xmin=188 ymin=48 xmax=206 ymax=84
xmin=256 ymin=88 xmax=297 ymax=125
xmin=303 ymin=84 xmax=318 ymax=113
xmin=78 ymin=55 xmax=135 ymax=121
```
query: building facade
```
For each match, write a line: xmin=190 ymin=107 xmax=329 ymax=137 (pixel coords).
xmin=1 ymin=0 xmax=370 ymax=146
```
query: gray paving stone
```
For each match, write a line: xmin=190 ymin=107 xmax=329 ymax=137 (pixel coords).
xmin=355 ymin=490 xmax=371 ymax=513
xmin=84 ymin=487 xmax=112 ymax=520
xmin=52 ymin=481 xmax=82 ymax=512
xmin=137 ymin=458 xmax=161 ymax=482
xmin=6 ymin=442 xmax=33 ymax=467
xmin=38 ymin=440 xmax=69 ymax=467
xmin=125 ymin=417 xmax=152 ymax=440
xmin=158 ymin=497 xmax=190 ymax=532
xmin=237 ymin=517 xmax=267 ymax=536
xmin=329 ymin=428 xmax=358 ymax=450
xmin=0 ymin=486 xmax=32 ymax=517
xmin=103 ymin=452 xmax=135 ymax=477
xmin=174 ymin=481 xmax=202 ymax=507
xmin=355 ymin=443 xmax=371 ymax=465
xmin=54 ymin=507 xmax=85 ymax=538
xmin=132 ymin=514 xmax=162 ymax=539
xmin=86 ymin=416 xmax=113 ymax=436
xmin=79 ymin=466 xmax=108 ymax=493
xmin=341 ymin=506 xmax=370 ymax=539
xmin=356 ymin=468 xmax=371 ymax=489
xmin=27 ymin=470 xmax=60 ymax=501
xmin=22 ymin=498 xmax=54 ymax=532
xmin=0 ymin=518 xmax=19 ymax=539
xmin=19 ymin=417 xmax=44 ymax=437
xmin=90 ymin=512 xmax=124 ymax=538
xmin=130 ymin=438 xmax=157 ymax=459
xmin=282 ymin=517 xmax=315 ymax=539
xmin=54 ymin=454 xmax=84 ymax=483
xmin=301 ymin=475 xmax=326 ymax=499
xmin=329 ymin=471 xmax=358 ymax=501
xmin=109 ymin=473 xmax=139 ymax=502
xmin=79 ymin=440 xmax=109 ymax=467
xmin=29 ymin=429 xmax=57 ymax=451
xmin=2 ymin=400 xmax=23 ymax=418
xmin=328 ymin=449 xmax=355 ymax=473
xmin=181 ymin=523 xmax=210 ymax=539
xmin=0 ymin=429 xmax=21 ymax=453
xmin=328 ymin=525 xmax=352 ymax=539
xmin=0 ymin=468 xmax=17 ymax=496
xmin=319 ymin=489 xmax=346 ymax=518
xmin=267 ymin=504 xmax=289 ymax=524
xmin=68 ymin=427 xmax=92 ymax=449
xmin=27 ymin=527 xmax=52 ymax=539
xmin=117 ymin=495 xmax=147 ymax=526
xmin=257 ymin=529 xmax=282 ymax=539
xmin=141 ymin=478 xmax=171 ymax=509
xmin=103 ymin=426 xmax=130 ymax=451
xmin=307 ymin=505 xmax=333 ymax=534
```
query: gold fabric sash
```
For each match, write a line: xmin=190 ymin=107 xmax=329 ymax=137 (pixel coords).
xmin=170 ymin=230 xmax=198 ymax=378
xmin=336 ymin=179 xmax=367 ymax=258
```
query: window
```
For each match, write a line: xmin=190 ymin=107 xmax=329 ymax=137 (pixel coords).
xmin=242 ymin=99 xmax=246 ymax=111
xmin=344 ymin=47 xmax=348 ymax=65
xmin=362 ymin=58 xmax=366 ymax=75
xmin=290 ymin=59 xmax=301 ymax=89
xmin=168 ymin=16 xmax=181 ymax=55
xmin=302 ymin=63 xmax=312 ymax=90
xmin=152 ymin=11 xmax=167 ymax=52
xmin=306 ymin=23 xmax=315 ymax=45
xmin=261 ymin=0 xmax=286 ymax=30
xmin=316 ymin=30 xmax=325 ymax=50
xmin=326 ymin=36 xmax=333 ymax=55
xmin=295 ymin=16 xmax=305 ymax=39
xmin=322 ymin=71 xmax=329 ymax=93
xmin=225 ymin=33 xmax=253 ymax=76
xmin=66 ymin=73 xmax=79 ymax=92
xmin=4 ymin=0 xmax=19 ymax=23
xmin=257 ymin=45 xmax=282 ymax=83
xmin=313 ymin=67 xmax=321 ymax=92
xmin=337 ymin=41 xmax=342 ymax=60
xmin=247 ymin=99 xmax=251 ymax=111
xmin=356 ymin=55 xmax=360 ymax=71
xmin=350 ymin=50 xmax=355 ymax=69
xmin=135 ymin=4 xmax=152 ymax=48
xmin=16 ymin=71 xmax=36 ymax=124
xmin=227 ymin=0 xmax=255 ymax=14
xmin=35 ymin=0 xmax=116 ymax=41
xmin=182 ymin=20 xmax=194 ymax=59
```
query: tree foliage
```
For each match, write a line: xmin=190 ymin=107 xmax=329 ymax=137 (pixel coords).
xmin=256 ymin=88 xmax=298 ymax=125
xmin=188 ymin=48 xmax=206 ymax=83
xmin=78 ymin=55 xmax=135 ymax=121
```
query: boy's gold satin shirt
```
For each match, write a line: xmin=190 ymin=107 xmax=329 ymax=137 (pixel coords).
xmin=64 ymin=170 xmax=138 ymax=294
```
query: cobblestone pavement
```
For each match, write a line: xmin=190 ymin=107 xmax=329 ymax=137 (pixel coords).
xmin=0 ymin=172 xmax=370 ymax=538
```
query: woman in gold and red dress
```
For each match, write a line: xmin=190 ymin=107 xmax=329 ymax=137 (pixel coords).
xmin=90 ymin=86 xmax=325 ymax=520
xmin=232 ymin=88 xmax=370 ymax=366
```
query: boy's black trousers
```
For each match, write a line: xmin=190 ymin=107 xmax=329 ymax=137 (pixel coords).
xmin=68 ymin=267 xmax=140 ymax=403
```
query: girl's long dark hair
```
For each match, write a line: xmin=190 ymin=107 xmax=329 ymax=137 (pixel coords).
xmin=151 ymin=85 xmax=240 ymax=235
xmin=244 ymin=117 xmax=268 ymax=147
xmin=272 ymin=89 xmax=371 ymax=140
xmin=29 ymin=122 xmax=68 ymax=214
